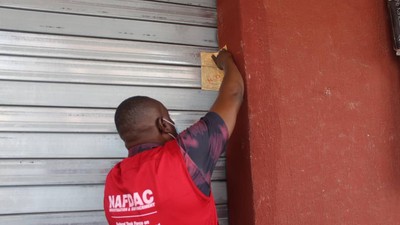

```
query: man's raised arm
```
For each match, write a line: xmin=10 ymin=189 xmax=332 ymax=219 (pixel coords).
xmin=210 ymin=50 xmax=244 ymax=137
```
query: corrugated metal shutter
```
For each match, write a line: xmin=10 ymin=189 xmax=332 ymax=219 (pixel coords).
xmin=0 ymin=1 xmax=228 ymax=224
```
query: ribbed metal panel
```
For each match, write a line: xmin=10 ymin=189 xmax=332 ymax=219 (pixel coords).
xmin=0 ymin=56 xmax=201 ymax=87
xmin=0 ymin=183 xmax=227 ymax=214
xmin=0 ymin=8 xmax=217 ymax=47
xmin=0 ymin=81 xmax=217 ymax=110
xmin=0 ymin=207 xmax=228 ymax=225
xmin=0 ymin=31 xmax=216 ymax=65
xmin=0 ymin=0 xmax=226 ymax=224
xmin=0 ymin=132 xmax=226 ymax=158
xmin=0 ymin=158 xmax=225 ymax=185
xmin=0 ymin=106 xmax=204 ymax=133
xmin=149 ymin=0 xmax=216 ymax=8
xmin=0 ymin=0 xmax=217 ymax=26
xmin=0 ymin=133 xmax=127 ymax=158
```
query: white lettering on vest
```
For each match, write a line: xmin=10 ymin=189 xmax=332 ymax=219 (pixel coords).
xmin=122 ymin=194 xmax=129 ymax=208
xmin=142 ymin=189 xmax=154 ymax=204
xmin=133 ymin=192 xmax=144 ymax=206
xmin=115 ymin=195 xmax=122 ymax=208
xmin=109 ymin=195 xmax=115 ymax=209
xmin=108 ymin=189 xmax=155 ymax=212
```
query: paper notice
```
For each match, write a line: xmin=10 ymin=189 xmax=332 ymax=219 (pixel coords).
xmin=200 ymin=46 xmax=227 ymax=91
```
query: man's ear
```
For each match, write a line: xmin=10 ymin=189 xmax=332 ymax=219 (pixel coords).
xmin=156 ymin=117 xmax=168 ymax=133
xmin=156 ymin=117 xmax=164 ymax=133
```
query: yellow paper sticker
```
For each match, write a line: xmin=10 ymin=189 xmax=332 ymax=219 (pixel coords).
xmin=200 ymin=46 xmax=227 ymax=91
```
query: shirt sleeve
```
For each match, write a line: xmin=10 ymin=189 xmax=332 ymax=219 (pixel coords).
xmin=176 ymin=112 xmax=229 ymax=196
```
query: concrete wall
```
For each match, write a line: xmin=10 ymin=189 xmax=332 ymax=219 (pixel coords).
xmin=218 ymin=0 xmax=400 ymax=224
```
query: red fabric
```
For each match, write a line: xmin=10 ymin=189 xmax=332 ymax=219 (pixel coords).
xmin=104 ymin=140 xmax=219 ymax=225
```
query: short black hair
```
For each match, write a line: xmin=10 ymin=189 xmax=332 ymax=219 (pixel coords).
xmin=114 ymin=96 xmax=160 ymax=137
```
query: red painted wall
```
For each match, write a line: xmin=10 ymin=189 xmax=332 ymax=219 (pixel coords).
xmin=218 ymin=0 xmax=400 ymax=224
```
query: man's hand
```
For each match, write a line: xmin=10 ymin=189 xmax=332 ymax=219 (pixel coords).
xmin=212 ymin=49 xmax=233 ymax=70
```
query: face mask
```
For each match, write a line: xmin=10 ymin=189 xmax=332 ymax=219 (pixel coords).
xmin=163 ymin=118 xmax=177 ymax=139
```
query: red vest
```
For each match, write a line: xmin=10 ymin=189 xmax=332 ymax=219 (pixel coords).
xmin=104 ymin=140 xmax=219 ymax=225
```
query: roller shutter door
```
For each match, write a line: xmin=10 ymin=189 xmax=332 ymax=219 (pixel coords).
xmin=0 ymin=1 xmax=228 ymax=224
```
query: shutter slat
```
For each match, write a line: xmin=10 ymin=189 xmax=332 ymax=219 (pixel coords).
xmin=0 ymin=0 xmax=216 ymax=26
xmin=0 ymin=132 xmax=225 ymax=159
xmin=0 ymin=205 xmax=227 ymax=225
xmin=0 ymin=31 xmax=217 ymax=66
xmin=0 ymin=56 xmax=201 ymax=88
xmin=0 ymin=158 xmax=225 ymax=185
xmin=0 ymin=106 xmax=205 ymax=132
xmin=0 ymin=8 xmax=218 ymax=47
xmin=145 ymin=0 xmax=216 ymax=8
xmin=0 ymin=183 xmax=227 ymax=214
xmin=0 ymin=81 xmax=217 ymax=110
xmin=0 ymin=133 xmax=127 ymax=158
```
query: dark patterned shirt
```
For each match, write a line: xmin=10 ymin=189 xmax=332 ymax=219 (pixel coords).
xmin=128 ymin=112 xmax=228 ymax=196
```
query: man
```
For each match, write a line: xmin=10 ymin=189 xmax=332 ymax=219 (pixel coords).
xmin=104 ymin=49 xmax=244 ymax=225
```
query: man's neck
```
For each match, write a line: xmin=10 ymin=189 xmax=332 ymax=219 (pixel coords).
xmin=128 ymin=142 xmax=162 ymax=157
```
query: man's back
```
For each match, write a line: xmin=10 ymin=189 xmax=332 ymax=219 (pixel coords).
xmin=104 ymin=140 xmax=218 ymax=225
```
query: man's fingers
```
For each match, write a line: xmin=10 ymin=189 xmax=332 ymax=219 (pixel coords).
xmin=212 ymin=49 xmax=232 ymax=70
xmin=212 ymin=54 xmax=222 ymax=69
xmin=212 ymin=54 xmax=217 ymax=62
